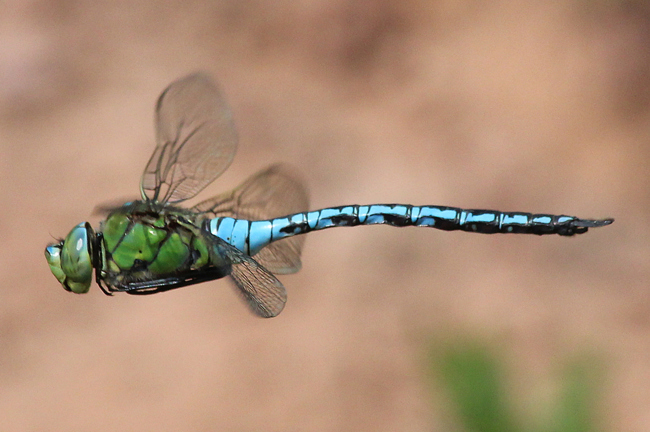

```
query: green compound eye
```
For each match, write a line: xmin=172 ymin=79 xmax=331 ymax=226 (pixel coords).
xmin=45 ymin=222 xmax=95 ymax=294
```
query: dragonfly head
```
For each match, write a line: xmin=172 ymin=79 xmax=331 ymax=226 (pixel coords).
xmin=45 ymin=222 xmax=95 ymax=294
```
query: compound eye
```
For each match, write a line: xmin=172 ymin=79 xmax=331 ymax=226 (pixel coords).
xmin=59 ymin=223 xmax=94 ymax=294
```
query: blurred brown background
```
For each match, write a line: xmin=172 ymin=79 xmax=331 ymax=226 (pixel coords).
xmin=0 ymin=1 xmax=646 ymax=430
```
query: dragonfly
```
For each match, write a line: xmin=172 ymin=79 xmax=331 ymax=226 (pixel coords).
xmin=44 ymin=73 xmax=614 ymax=318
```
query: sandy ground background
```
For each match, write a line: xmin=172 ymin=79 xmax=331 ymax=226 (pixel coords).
xmin=0 ymin=1 xmax=648 ymax=431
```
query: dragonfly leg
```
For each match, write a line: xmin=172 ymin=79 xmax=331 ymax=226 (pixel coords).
xmin=93 ymin=233 xmax=115 ymax=296
xmin=118 ymin=267 xmax=231 ymax=295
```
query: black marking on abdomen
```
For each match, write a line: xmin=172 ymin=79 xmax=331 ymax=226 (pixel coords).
xmin=280 ymin=221 xmax=310 ymax=234
xmin=425 ymin=217 xmax=459 ymax=231
xmin=331 ymin=214 xmax=359 ymax=226
xmin=381 ymin=213 xmax=410 ymax=227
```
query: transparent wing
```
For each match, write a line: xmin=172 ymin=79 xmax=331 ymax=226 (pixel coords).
xmin=141 ymin=72 xmax=237 ymax=204
xmin=193 ymin=164 xmax=309 ymax=219
xmin=210 ymin=233 xmax=287 ymax=318
xmin=92 ymin=197 xmax=140 ymax=215
xmin=193 ymin=164 xmax=309 ymax=274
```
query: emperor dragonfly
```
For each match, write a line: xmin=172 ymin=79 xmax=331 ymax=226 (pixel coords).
xmin=45 ymin=73 xmax=613 ymax=317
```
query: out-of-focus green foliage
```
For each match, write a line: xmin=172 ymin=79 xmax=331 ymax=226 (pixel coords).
xmin=544 ymin=356 xmax=604 ymax=432
xmin=428 ymin=342 xmax=604 ymax=432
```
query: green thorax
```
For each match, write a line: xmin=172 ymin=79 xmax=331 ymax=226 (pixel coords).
xmin=99 ymin=201 xmax=218 ymax=288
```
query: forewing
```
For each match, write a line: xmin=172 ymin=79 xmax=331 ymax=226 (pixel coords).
xmin=211 ymin=237 xmax=287 ymax=318
xmin=193 ymin=164 xmax=309 ymax=274
xmin=141 ymin=72 xmax=237 ymax=204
